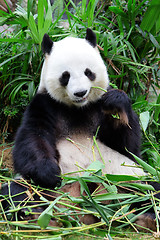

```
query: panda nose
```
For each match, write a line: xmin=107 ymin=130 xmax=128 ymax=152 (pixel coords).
xmin=74 ymin=90 xmax=87 ymax=98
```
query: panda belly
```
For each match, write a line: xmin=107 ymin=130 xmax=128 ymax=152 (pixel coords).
xmin=57 ymin=134 xmax=145 ymax=176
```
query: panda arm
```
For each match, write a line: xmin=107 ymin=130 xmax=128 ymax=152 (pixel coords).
xmin=98 ymin=89 xmax=141 ymax=160
xmin=13 ymin=93 xmax=61 ymax=188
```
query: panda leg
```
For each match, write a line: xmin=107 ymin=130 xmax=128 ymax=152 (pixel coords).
xmin=1 ymin=180 xmax=42 ymax=221
xmin=1 ymin=179 xmax=62 ymax=225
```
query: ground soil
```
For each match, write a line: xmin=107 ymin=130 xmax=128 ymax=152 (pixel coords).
xmin=0 ymin=144 xmax=13 ymax=172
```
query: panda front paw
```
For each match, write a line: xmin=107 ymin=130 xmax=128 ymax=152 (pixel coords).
xmin=24 ymin=159 xmax=62 ymax=189
xmin=101 ymin=89 xmax=132 ymax=127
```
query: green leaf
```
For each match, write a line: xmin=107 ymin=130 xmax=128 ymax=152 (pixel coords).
xmin=79 ymin=177 xmax=109 ymax=224
xmin=134 ymin=0 xmax=149 ymax=16
xmin=43 ymin=0 xmax=48 ymax=11
xmin=109 ymin=6 xmax=127 ymax=18
xmin=140 ymin=0 xmax=160 ymax=32
xmin=103 ymin=32 xmax=108 ymax=57
xmin=27 ymin=0 xmax=33 ymax=20
xmin=127 ymin=0 xmax=132 ymax=17
xmin=149 ymin=32 xmax=160 ymax=49
xmin=82 ymin=175 xmax=104 ymax=183
xmin=87 ymin=160 xmax=104 ymax=172
xmin=38 ymin=0 xmax=44 ymax=33
xmin=135 ymin=72 xmax=146 ymax=90
xmin=0 ymin=52 xmax=30 ymax=68
xmin=28 ymin=13 xmax=39 ymax=43
xmin=38 ymin=206 xmax=53 ymax=229
xmin=156 ymin=14 xmax=160 ymax=32
xmin=106 ymin=174 xmax=139 ymax=182
xmin=107 ymin=234 xmax=113 ymax=240
xmin=120 ymin=183 xmax=155 ymax=191
xmin=43 ymin=0 xmax=52 ymax=34
xmin=38 ymin=193 xmax=67 ymax=229
xmin=93 ymin=193 xmax=136 ymax=201
xmin=10 ymin=82 xmax=27 ymax=102
xmin=154 ymin=94 xmax=160 ymax=121
xmin=81 ymin=0 xmax=87 ymax=17
xmin=140 ymin=111 xmax=150 ymax=132
xmin=129 ymin=152 xmax=159 ymax=176
xmin=28 ymin=81 xmax=35 ymax=100
xmin=103 ymin=182 xmax=117 ymax=193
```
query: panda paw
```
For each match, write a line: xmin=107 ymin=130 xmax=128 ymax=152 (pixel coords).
xmin=101 ymin=89 xmax=132 ymax=127
xmin=23 ymin=159 xmax=62 ymax=189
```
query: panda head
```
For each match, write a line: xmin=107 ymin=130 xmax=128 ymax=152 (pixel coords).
xmin=39 ymin=29 xmax=109 ymax=107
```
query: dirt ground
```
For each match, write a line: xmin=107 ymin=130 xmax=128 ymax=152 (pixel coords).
xmin=0 ymin=144 xmax=13 ymax=171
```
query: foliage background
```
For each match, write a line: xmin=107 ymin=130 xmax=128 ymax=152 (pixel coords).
xmin=0 ymin=0 xmax=160 ymax=239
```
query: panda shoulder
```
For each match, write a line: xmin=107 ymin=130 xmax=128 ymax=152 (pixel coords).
xmin=22 ymin=93 xmax=56 ymax=121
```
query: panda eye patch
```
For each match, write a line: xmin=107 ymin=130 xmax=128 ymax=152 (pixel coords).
xmin=84 ymin=68 xmax=96 ymax=81
xmin=59 ymin=71 xmax=70 ymax=86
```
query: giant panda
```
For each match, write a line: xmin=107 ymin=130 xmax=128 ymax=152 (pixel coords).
xmin=13 ymin=28 xmax=144 ymax=187
xmin=1 ymin=29 xmax=158 ymax=230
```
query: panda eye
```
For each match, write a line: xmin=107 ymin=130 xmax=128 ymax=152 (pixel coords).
xmin=84 ymin=68 xmax=96 ymax=81
xmin=59 ymin=71 xmax=70 ymax=86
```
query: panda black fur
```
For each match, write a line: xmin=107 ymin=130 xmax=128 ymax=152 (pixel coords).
xmin=1 ymin=29 xmax=157 ymax=229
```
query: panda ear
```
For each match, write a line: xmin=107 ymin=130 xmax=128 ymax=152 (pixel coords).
xmin=42 ymin=34 xmax=53 ymax=54
xmin=85 ymin=28 xmax=97 ymax=48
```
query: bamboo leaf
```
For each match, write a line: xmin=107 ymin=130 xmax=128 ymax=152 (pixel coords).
xmin=134 ymin=0 xmax=148 ymax=16
xmin=129 ymin=152 xmax=159 ymax=176
xmin=10 ymin=82 xmax=27 ymax=102
xmin=103 ymin=32 xmax=108 ymax=57
xmin=38 ymin=193 xmax=67 ymax=229
xmin=86 ymin=160 xmax=104 ymax=172
xmin=27 ymin=0 xmax=33 ymax=20
xmin=156 ymin=14 xmax=160 ymax=32
xmin=106 ymin=174 xmax=139 ymax=182
xmin=127 ymin=0 xmax=132 ymax=20
xmin=120 ymin=183 xmax=155 ymax=191
xmin=93 ymin=193 xmax=136 ymax=201
xmin=0 ymin=52 xmax=30 ymax=67
xmin=109 ymin=6 xmax=127 ymax=18
xmin=140 ymin=111 xmax=150 ymax=132
xmin=154 ymin=94 xmax=160 ymax=121
xmin=140 ymin=0 xmax=160 ymax=32
xmin=38 ymin=0 xmax=44 ymax=33
xmin=42 ymin=0 xmax=52 ymax=41
xmin=28 ymin=13 xmax=39 ymax=43
xmin=79 ymin=177 xmax=109 ymax=224
xmin=28 ymin=81 xmax=35 ymax=100
xmin=149 ymin=33 xmax=160 ymax=49
xmin=38 ymin=206 xmax=53 ymax=229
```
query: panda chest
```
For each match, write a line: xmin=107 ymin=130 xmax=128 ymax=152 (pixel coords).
xmin=57 ymin=133 xmax=98 ymax=174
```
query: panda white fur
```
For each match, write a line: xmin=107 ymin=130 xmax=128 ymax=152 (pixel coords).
xmin=3 ymin=29 xmax=157 ymax=230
